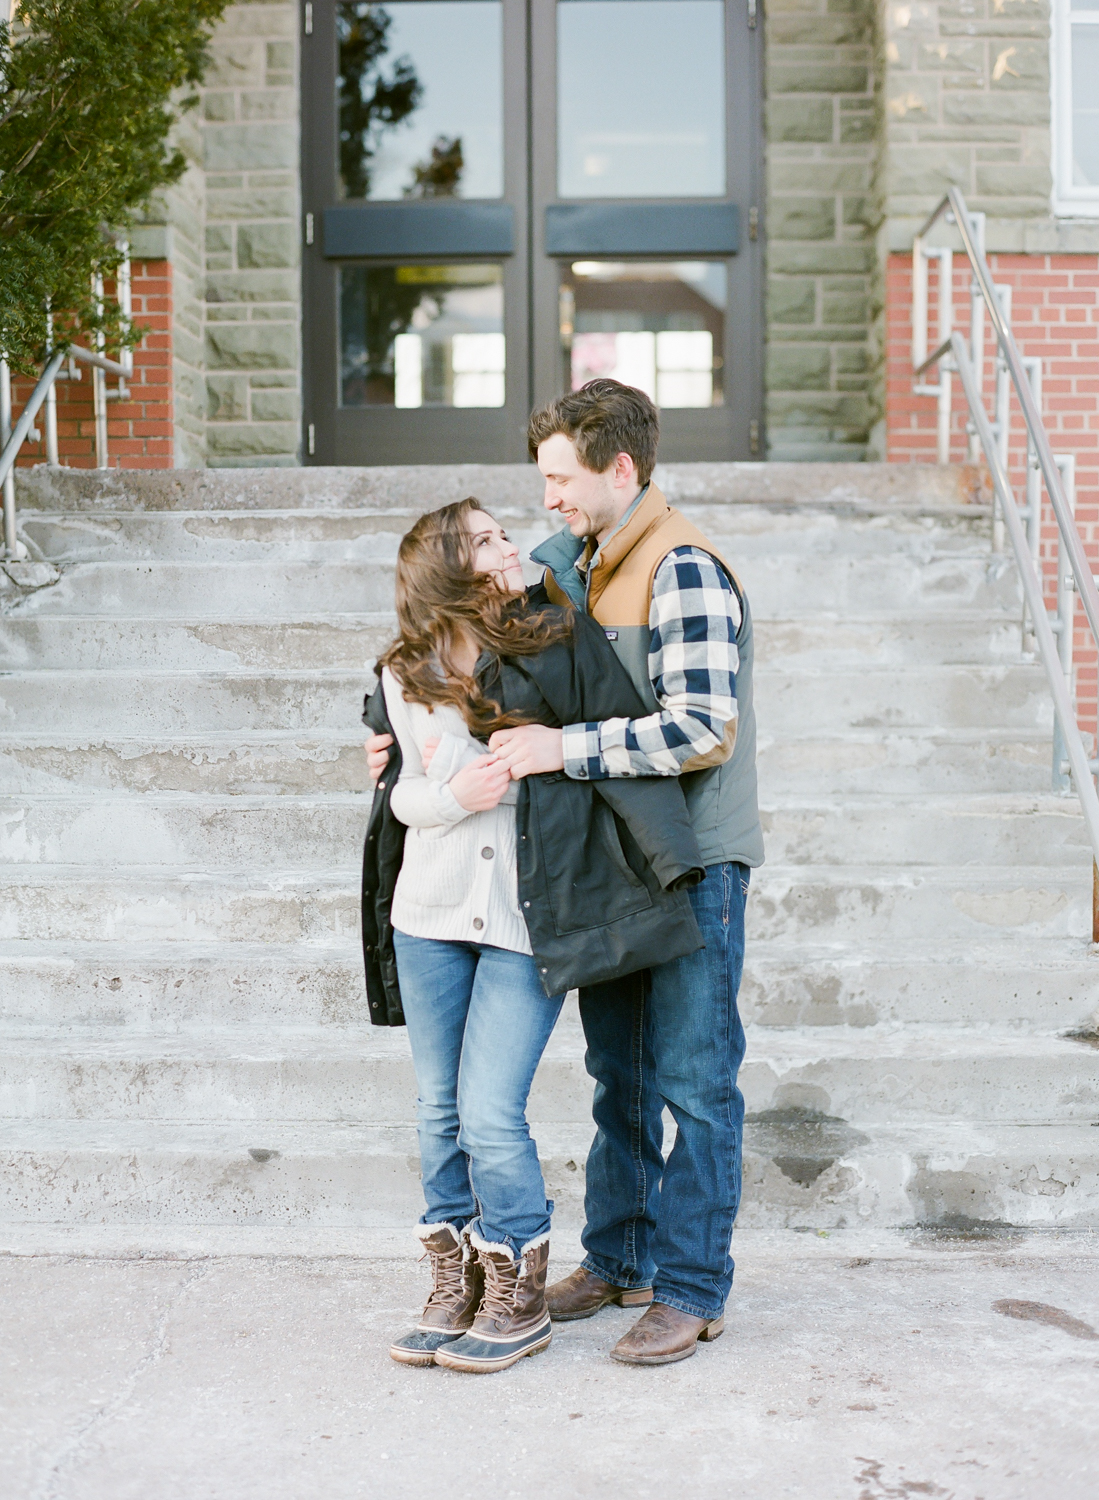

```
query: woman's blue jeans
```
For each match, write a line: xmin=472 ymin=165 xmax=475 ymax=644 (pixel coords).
xmin=393 ymin=932 xmax=565 ymax=1255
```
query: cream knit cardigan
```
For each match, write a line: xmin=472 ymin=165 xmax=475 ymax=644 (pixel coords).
xmin=382 ymin=667 xmax=532 ymax=955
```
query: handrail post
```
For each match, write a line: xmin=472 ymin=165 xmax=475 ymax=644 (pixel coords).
xmin=44 ymin=309 xmax=59 ymax=467
xmin=92 ymin=274 xmax=108 ymax=468
xmin=967 ymin=210 xmax=987 ymax=464
xmin=1052 ymin=453 xmax=1077 ymax=795
xmin=0 ymin=356 xmax=18 ymax=559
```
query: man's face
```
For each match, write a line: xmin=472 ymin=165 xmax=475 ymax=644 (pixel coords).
xmin=537 ymin=432 xmax=634 ymax=543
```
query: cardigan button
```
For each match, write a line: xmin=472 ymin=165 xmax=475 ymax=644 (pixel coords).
xmin=523 ymin=901 xmax=531 ymax=909
xmin=472 ymin=918 xmax=484 ymax=931
xmin=481 ymin=846 xmax=494 ymax=859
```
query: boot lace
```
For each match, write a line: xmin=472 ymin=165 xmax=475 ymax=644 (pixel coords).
xmin=422 ymin=1244 xmax=468 ymax=1314
xmin=479 ymin=1252 xmax=521 ymax=1323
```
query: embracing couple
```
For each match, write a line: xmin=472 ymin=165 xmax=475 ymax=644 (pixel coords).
xmin=361 ymin=378 xmax=763 ymax=1374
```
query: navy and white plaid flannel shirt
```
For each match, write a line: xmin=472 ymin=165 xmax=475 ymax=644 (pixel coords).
xmin=561 ymin=546 xmax=741 ymax=780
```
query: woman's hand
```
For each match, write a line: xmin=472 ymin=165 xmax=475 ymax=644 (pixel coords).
xmin=450 ymin=753 xmax=512 ymax=812
xmin=421 ymin=736 xmax=440 ymax=771
xmin=364 ymin=732 xmax=394 ymax=783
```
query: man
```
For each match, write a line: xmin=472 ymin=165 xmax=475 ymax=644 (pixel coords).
xmin=367 ymin=379 xmax=763 ymax=1365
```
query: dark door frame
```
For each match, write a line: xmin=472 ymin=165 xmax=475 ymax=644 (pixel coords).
xmin=301 ymin=0 xmax=763 ymax=465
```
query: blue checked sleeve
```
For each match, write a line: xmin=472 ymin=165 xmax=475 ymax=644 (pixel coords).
xmin=561 ymin=547 xmax=741 ymax=780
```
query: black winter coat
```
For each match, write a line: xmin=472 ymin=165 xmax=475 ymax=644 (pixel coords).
xmin=361 ymin=598 xmax=704 ymax=1025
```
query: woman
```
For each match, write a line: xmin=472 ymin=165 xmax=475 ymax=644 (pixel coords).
xmin=362 ymin=498 xmax=704 ymax=1374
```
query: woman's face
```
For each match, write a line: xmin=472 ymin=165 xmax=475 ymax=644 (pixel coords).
xmin=465 ymin=510 xmax=525 ymax=594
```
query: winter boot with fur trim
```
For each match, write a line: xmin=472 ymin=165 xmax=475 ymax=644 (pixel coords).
xmin=433 ymin=1232 xmax=552 ymax=1373
xmin=389 ymin=1223 xmax=484 ymax=1366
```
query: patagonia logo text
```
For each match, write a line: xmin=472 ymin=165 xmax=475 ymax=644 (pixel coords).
xmin=604 ymin=630 xmax=619 ymax=641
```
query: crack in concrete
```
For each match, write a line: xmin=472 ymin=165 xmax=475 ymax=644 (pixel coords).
xmin=31 ymin=1258 xmax=210 ymax=1500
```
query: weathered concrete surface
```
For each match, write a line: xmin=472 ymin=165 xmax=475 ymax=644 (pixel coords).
xmin=2 ymin=1235 xmax=1097 ymax=1500
xmin=13 ymin=461 xmax=990 ymax=512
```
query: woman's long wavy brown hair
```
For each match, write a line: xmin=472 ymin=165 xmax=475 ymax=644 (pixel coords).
xmin=377 ymin=497 xmax=574 ymax=738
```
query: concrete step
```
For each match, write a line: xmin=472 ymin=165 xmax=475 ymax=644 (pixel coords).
xmin=13 ymin=460 xmax=989 ymax=515
xmin=1 ymin=865 xmax=1092 ymax=947
xmin=0 ymin=663 xmax=1051 ymax=737
xmin=0 ymin=728 xmax=1055 ymax=798
xmin=0 ymin=610 xmax=1028 ymax=673
xmin=0 ymin=792 xmax=1088 ymax=870
xmin=757 ymin=729 xmax=1054 ymax=797
xmin=0 ymin=615 xmax=394 ymax=672
xmin=1 ymin=552 xmax=1023 ymax=620
xmin=0 ymin=1117 xmax=1093 ymax=1231
xmin=1 ymin=939 xmax=1097 ymax=1033
xmin=0 ymin=734 xmax=373 ymax=796
xmin=16 ymin=505 xmax=992 ymax=565
xmin=1 ymin=1024 xmax=1095 ymax=1125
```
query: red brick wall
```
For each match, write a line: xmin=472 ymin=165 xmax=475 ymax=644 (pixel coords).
xmin=886 ymin=250 xmax=1099 ymax=740
xmin=11 ymin=260 xmax=173 ymax=470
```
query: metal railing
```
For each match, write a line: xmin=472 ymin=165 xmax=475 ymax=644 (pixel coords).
xmin=913 ymin=187 xmax=1099 ymax=940
xmin=1 ymin=252 xmax=133 ymax=562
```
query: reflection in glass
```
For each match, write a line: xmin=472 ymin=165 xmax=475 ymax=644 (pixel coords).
xmin=337 ymin=2 xmax=503 ymax=200
xmin=1072 ymin=25 xmax=1099 ymax=185
xmin=340 ymin=264 xmax=505 ymax=407
xmin=557 ymin=1 xmax=725 ymax=199
xmin=560 ymin=262 xmax=725 ymax=408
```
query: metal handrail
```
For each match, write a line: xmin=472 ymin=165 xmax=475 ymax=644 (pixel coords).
xmin=914 ymin=187 xmax=1099 ymax=939
xmin=2 ymin=253 xmax=132 ymax=561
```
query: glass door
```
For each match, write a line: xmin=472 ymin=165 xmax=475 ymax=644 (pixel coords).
xmin=530 ymin=0 xmax=762 ymax=461
xmin=302 ymin=0 xmax=761 ymax=464
xmin=302 ymin=0 xmax=530 ymax=463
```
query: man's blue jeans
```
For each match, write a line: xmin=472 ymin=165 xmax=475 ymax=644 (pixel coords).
xmin=577 ymin=861 xmax=749 ymax=1320
xmin=393 ymin=932 xmax=565 ymax=1254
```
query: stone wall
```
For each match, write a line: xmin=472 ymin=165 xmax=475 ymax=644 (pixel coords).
xmin=763 ymin=0 xmax=882 ymax=461
xmin=202 ymin=0 xmax=302 ymax=468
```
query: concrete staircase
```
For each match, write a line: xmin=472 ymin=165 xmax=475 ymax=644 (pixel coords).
xmin=2 ymin=461 xmax=1098 ymax=1244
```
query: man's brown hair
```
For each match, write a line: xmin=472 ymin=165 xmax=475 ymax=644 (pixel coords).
xmin=527 ymin=378 xmax=660 ymax=487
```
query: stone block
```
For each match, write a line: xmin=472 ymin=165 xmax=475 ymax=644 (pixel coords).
xmin=207 ymin=189 xmax=298 ymax=221
xmin=975 ymin=163 xmax=1052 ymax=198
xmin=206 ymin=270 xmax=300 ymax=304
xmin=206 ymin=376 xmax=249 ymax=422
xmin=206 ymin=323 xmax=299 ymax=371
xmin=251 ymin=390 xmax=299 ymax=422
xmin=205 ymin=123 xmax=297 ymax=173
xmin=771 ymin=162 xmax=869 ymax=193
xmin=206 ymin=422 xmax=299 ymax=457
xmin=241 ymin=89 xmax=297 ymax=122
xmin=249 ymin=304 xmax=299 ymax=321
xmin=205 ymin=40 xmax=263 ymax=89
xmin=266 ymin=41 xmax=294 ymax=71
xmin=767 ymin=390 xmax=870 ymax=427
xmin=822 ymin=290 xmax=868 ymax=325
xmin=767 ymin=344 xmax=832 ymax=390
xmin=835 ymin=345 xmax=869 ymax=374
xmin=839 ymin=105 xmax=876 ymax=144
xmin=766 ymin=98 xmax=834 ymax=142
xmin=988 ymin=38 xmax=1049 ymax=89
xmin=205 ymin=226 xmax=233 ymax=255
xmin=916 ymin=39 xmax=983 ymax=74
xmin=769 ymin=197 xmax=837 ymax=241
xmin=216 ymin=3 xmax=295 ymax=39
xmin=767 ymin=15 xmax=871 ymax=43
xmin=888 ymin=146 xmax=970 ymax=197
xmin=250 ymin=372 xmax=299 ymax=388
xmin=768 ymin=63 xmax=870 ymax=95
xmin=237 ymin=224 xmax=298 ymax=270
xmin=843 ymin=196 xmax=879 ymax=230
xmin=769 ymin=279 xmax=818 ymax=324
xmin=940 ymin=91 xmax=1050 ymax=127
xmin=203 ymin=93 xmax=237 ymax=123
xmin=769 ymin=243 xmax=873 ymax=273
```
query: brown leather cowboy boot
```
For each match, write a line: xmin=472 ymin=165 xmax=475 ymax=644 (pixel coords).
xmin=611 ymin=1301 xmax=725 ymax=1366
xmin=546 ymin=1266 xmax=654 ymax=1321
xmin=434 ymin=1232 xmax=553 ymax=1373
xmin=389 ymin=1223 xmax=484 ymax=1366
